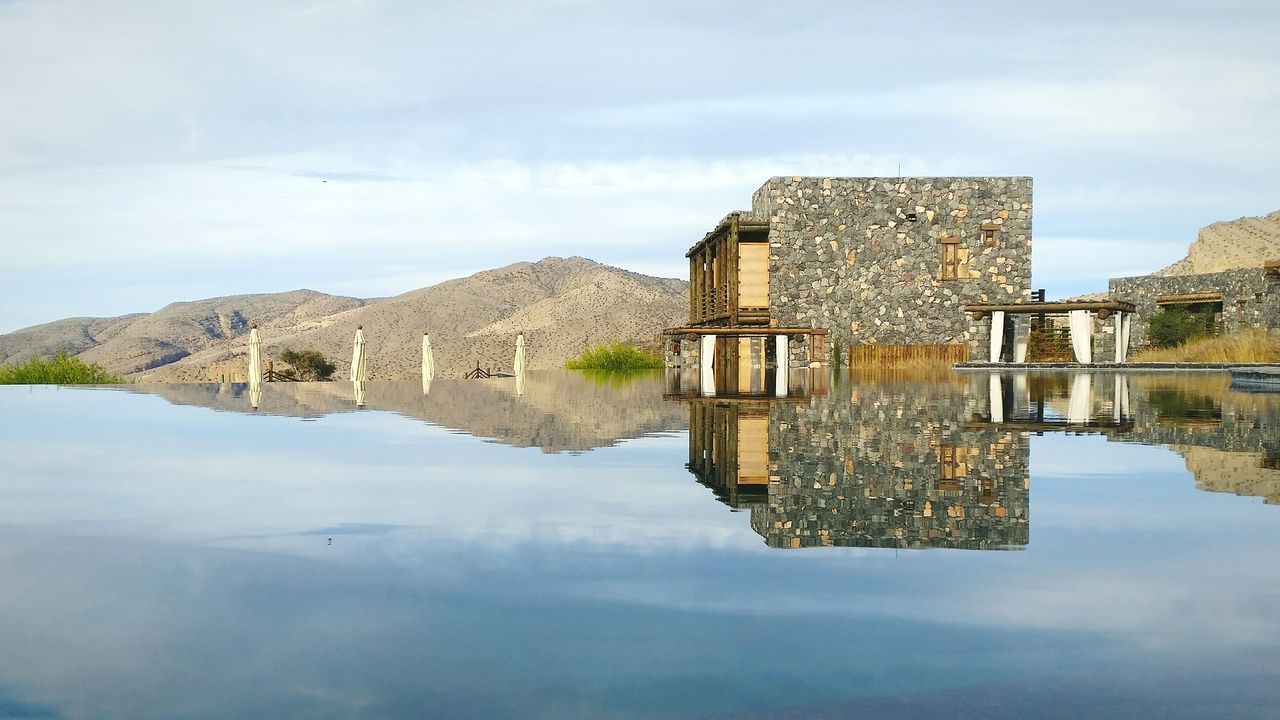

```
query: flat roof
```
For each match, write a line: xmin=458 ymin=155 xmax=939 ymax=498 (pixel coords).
xmin=685 ymin=212 xmax=769 ymax=258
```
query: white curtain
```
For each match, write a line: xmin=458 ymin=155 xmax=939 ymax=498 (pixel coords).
xmin=989 ymin=310 xmax=1006 ymax=363
xmin=989 ymin=373 xmax=1004 ymax=423
xmin=775 ymin=335 xmax=789 ymax=398
xmin=1113 ymin=313 xmax=1124 ymax=363
xmin=699 ymin=335 xmax=716 ymax=397
xmin=1114 ymin=373 xmax=1131 ymax=420
xmin=1120 ymin=313 xmax=1132 ymax=363
xmin=1013 ymin=316 xmax=1029 ymax=363
xmin=1068 ymin=310 xmax=1093 ymax=364
xmin=1067 ymin=373 xmax=1093 ymax=424
xmin=1014 ymin=372 xmax=1029 ymax=416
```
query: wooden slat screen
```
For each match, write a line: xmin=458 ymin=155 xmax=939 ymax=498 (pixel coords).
xmin=737 ymin=243 xmax=770 ymax=310
xmin=848 ymin=343 xmax=969 ymax=368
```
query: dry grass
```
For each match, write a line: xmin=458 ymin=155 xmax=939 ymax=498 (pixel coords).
xmin=1131 ymin=329 xmax=1280 ymax=363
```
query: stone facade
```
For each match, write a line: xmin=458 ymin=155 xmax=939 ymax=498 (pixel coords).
xmin=753 ymin=177 xmax=1032 ymax=358
xmin=1109 ymin=268 xmax=1280 ymax=349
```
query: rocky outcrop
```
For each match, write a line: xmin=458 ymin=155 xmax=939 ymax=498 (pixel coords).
xmin=1155 ymin=210 xmax=1280 ymax=276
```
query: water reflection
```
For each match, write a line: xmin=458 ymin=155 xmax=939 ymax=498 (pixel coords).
xmin=116 ymin=372 xmax=686 ymax=454
xmin=3 ymin=371 xmax=1280 ymax=718
xmin=683 ymin=374 xmax=1031 ymax=550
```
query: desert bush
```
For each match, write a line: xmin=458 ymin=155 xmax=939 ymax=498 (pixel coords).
xmin=0 ymin=352 xmax=122 ymax=384
xmin=1146 ymin=306 xmax=1217 ymax=348
xmin=279 ymin=348 xmax=337 ymax=381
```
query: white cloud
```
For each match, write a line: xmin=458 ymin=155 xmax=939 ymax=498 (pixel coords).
xmin=0 ymin=0 xmax=1278 ymax=330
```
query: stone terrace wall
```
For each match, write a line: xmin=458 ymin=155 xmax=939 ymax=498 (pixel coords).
xmin=1110 ymin=268 xmax=1280 ymax=349
xmin=753 ymin=378 xmax=1030 ymax=550
xmin=753 ymin=177 xmax=1032 ymax=359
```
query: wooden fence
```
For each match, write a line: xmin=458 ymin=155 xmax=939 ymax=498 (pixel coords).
xmin=848 ymin=343 xmax=970 ymax=368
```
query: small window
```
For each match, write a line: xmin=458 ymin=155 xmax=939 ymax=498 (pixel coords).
xmin=940 ymin=237 xmax=961 ymax=280
xmin=940 ymin=445 xmax=966 ymax=481
xmin=982 ymin=225 xmax=999 ymax=247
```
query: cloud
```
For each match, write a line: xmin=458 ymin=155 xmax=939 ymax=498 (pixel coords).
xmin=0 ymin=0 xmax=1278 ymax=330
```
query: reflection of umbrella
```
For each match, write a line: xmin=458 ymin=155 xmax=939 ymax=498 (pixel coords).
xmin=422 ymin=333 xmax=435 ymax=395
xmin=351 ymin=325 xmax=368 ymax=381
xmin=514 ymin=333 xmax=525 ymax=377
xmin=353 ymin=380 xmax=366 ymax=408
xmin=248 ymin=324 xmax=263 ymax=410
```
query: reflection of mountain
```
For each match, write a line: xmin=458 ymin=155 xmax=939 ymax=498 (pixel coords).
xmin=119 ymin=372 xmax=686 ymax=454
xmin=685 ymin=375 xmax=1030 ymax=550
xmin=1175 ymin=446 xmax=1280 ymax=506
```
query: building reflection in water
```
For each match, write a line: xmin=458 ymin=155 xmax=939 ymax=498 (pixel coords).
xmin=676 ymin=369 xmax=1031 ymax=551
xmin=975 ymin=371 xmax=1280 ymax=506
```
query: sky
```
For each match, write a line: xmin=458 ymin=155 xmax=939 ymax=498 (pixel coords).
xmin=1 ymin=0 xmax=1278 ymax=333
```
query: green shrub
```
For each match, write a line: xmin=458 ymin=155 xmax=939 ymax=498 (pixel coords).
xmin=0 ymin=352 xmax=122 ymax=384
xmin=279 ymin=348 xmax=337 ymax=381
xmin=1147 ymin=305 xmax=1218 ymax=348
xmin=564 ymin=342 xmax=664 ymax=371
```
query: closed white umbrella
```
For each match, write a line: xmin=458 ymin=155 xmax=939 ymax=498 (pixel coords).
xmin=351 ymin=325 xmax=368 ymax=381
xmin=248 ymin=324 xmax=263 ymax=410
xmin=248 ymin=325 xmax=263 ymax=383
xmin=514 ymin=333 xmax=526 ymax=376
xmin=422 ymin=333 xmax=435 ymax=395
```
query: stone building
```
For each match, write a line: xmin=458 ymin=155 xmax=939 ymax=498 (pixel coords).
xmin=665 ymin=176 xmax=1033 ymax=375
xmin=1107 ymin=209 xmax=1280 ymax=349
xmin=1109 ymin=264 xmax=1280 ymax=349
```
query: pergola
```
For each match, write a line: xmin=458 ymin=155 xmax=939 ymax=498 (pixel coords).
xmin=965 ymin=300 xmax=1136 ymax=364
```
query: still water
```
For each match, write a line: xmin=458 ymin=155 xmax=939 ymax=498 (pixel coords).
xmin=0 ymin=370 xmax=1278 ymax=719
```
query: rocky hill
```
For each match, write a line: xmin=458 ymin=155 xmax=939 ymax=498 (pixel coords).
xmin=1154 ymin=209 xmax=1280 ymax=276
xmin=0 ymin=257 xmax=689 ymax=381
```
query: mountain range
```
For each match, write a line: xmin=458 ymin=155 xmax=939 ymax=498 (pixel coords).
xmin=0 ymin=257 xmax=689 ymax=381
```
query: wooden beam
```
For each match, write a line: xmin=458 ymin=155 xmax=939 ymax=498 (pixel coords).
xmin=964 ymin=301 xmax=1135 ymax=314
xmin=663 ymin=326 xmax=827 ymax=337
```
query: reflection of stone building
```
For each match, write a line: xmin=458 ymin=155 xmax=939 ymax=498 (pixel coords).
xmin=686 ymin=376 xmax=1030 ymax=550
xmin=976 ymin=371 xmax=1280 ymax=506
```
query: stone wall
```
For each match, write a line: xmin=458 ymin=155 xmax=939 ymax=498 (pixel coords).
xmin=753 ymin=376 xmax=1030 ymax=550
xmin=1110 ymin=268 xmax=1280 ymax=349
xmin=753 ymin=177 xmax=1033 ymax=359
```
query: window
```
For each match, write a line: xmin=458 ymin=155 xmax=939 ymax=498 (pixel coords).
xmin=981 ymin=223 xmax=1000 ymax=247
xmin=940 ymin=237 xmax=961 ymax=280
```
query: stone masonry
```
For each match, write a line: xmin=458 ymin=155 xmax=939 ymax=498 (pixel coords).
xmin=753 ymin=177 xmax=1032 ymax=358
xmin=1110 ymin=268 xmax=1280 ymax=349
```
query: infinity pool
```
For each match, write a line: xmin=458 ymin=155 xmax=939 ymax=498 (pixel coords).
xmin=0 ymin=371 xmax=1277 ymax=719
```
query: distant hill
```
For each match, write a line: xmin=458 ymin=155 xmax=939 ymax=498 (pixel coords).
xmin=1154 ymin=209 xmax=1280 ymax=276
xmin=0 ymin=257 xmax=689 ymax=381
